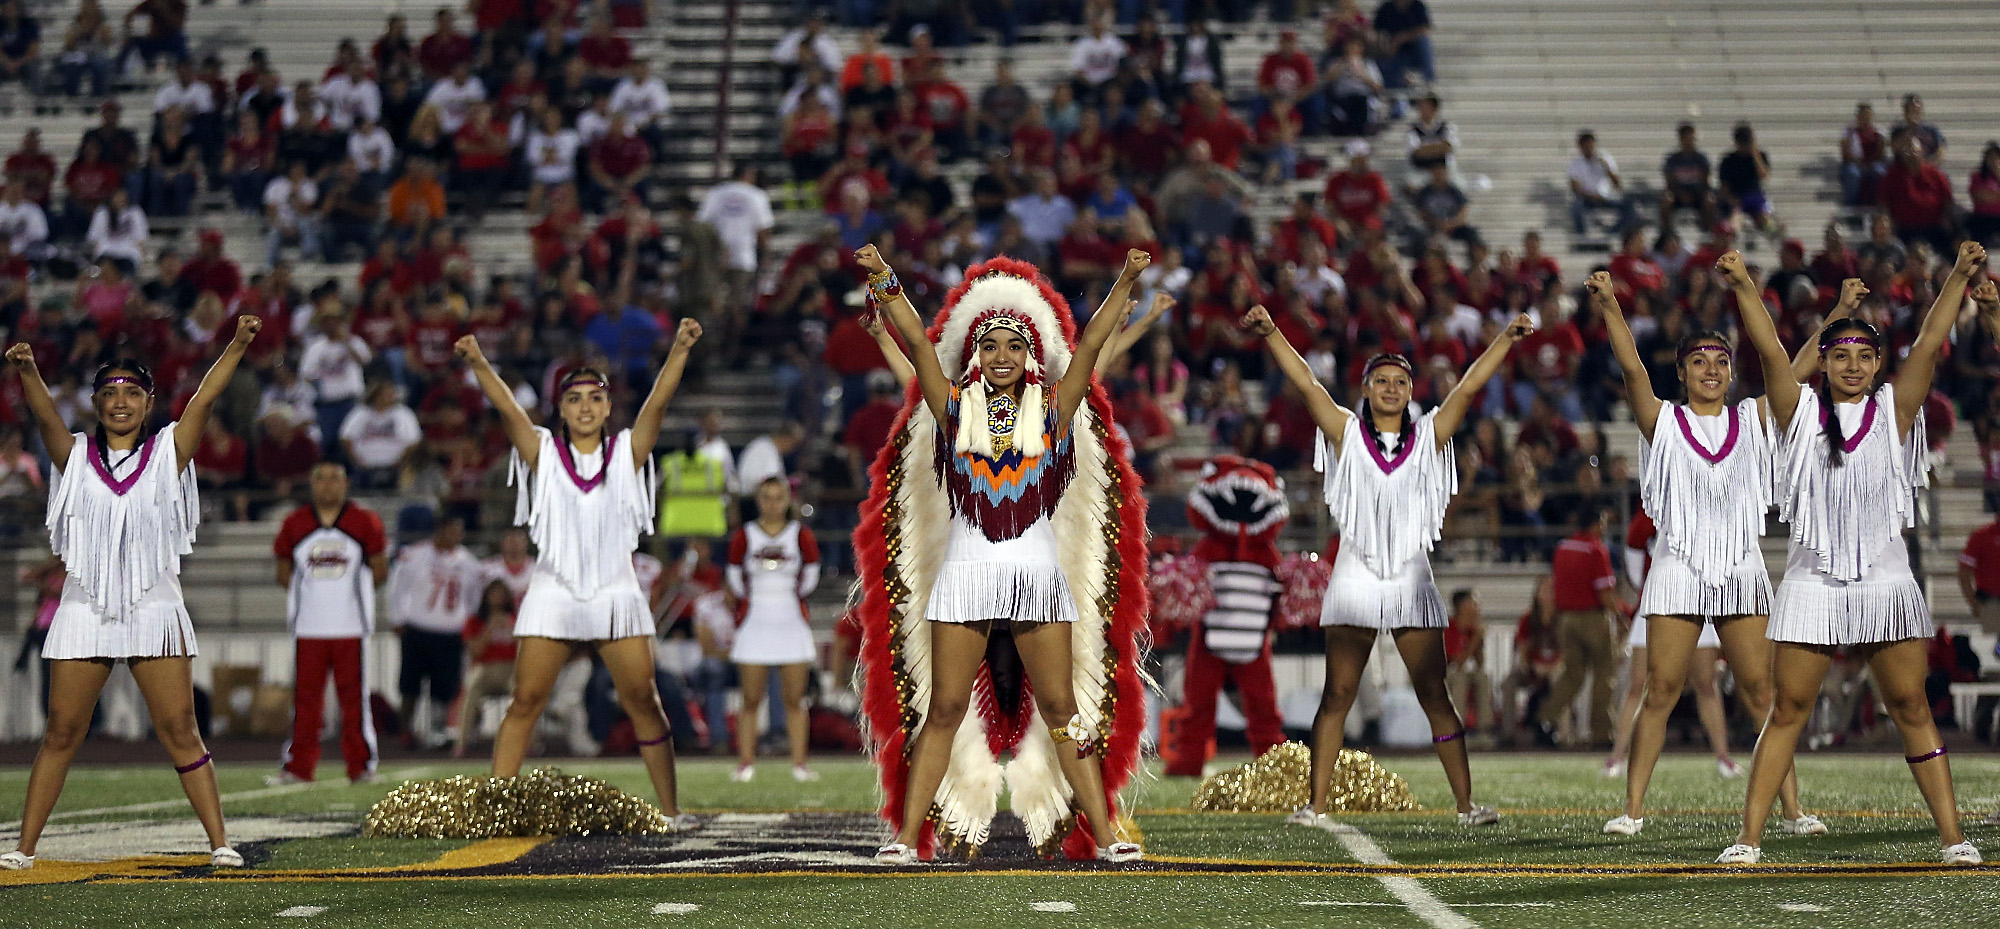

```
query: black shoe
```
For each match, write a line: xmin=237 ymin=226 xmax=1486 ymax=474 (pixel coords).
xmin=1532 ymin=721 xmax=1558 ymax=748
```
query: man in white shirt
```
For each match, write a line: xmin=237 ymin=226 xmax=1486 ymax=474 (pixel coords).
xmin=735 ymin=421 xmax=802 ymax=500
xmin=346 ymin=115 xmax=396 ymax=186
xmin=698 ymin=162 xmax=775 ymax=337
xmin=319 ymin=61 xmax=382 ymax=131
xmin=338 ymin=381 xmax=421 ymax=488
xmin=1070 ymin=14 xmax=1127 ymax=90
xmin=298 ymin=312 xmax=371 ymax=451
xmin=263 ymin=160 xmax=321 ymax=264
xmin=152 ymin=60 xmax=215 ymax=116
xmin=608 ymin=59 xmax=670 ymax=151
xmin=1567 ymin=130 xmax=1638 ymax=237
xmin=423 ymin=60 xmax=487 ymax=133
xmin=771 ymin=10 xmax=841 ymax=80
xmin=0 ymin=182 xmax=48 ymax=259
xmin=387 ymin=515 xmax=485 ymax=748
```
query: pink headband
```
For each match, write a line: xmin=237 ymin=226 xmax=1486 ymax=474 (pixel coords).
xmin=97 ymin=376 xmax=148 ymax=390
xmin=1821 ymin=336 xmax=1878 ymax=352
xmin=1363 ymin=355 xmax=1413 ymax=377
xmin=1678 ymin=343 xmax=1731 ymax=362
xmin=561 ymin=377 xmax=608 ymax=392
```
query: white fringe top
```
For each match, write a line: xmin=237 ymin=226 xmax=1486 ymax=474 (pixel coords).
xmin=509 ymin=427 xmax=655 ymax=596
xmin=1314 ymin=405 xmax=1457 ymax=579
xmin=1778 ymin=385 xmax=1926 ymax=583
xmin=46 ymin=426 xmax=199 ymax=622
xmin=1638 ymin=399 xmax=1772 ymax=588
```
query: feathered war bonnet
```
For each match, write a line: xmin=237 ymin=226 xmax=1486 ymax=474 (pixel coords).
xmin=928 ymin=257 xmax=1076 ymax=459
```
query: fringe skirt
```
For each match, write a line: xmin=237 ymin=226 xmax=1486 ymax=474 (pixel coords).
xmin=515 ymin=566 xmax=654 ymax=642
xmin=924 ymin=514 xmax=1079 ymax=625
xmin=1766 ymin=544 xmax=1929 ymax=646
xmin=44 ymin=575 xmax=198 ymax=660
xmin=1635 ymin=548 xmax=1772 ymax=622
xmin=1320 ymin=548 xmax=1448 ymax=631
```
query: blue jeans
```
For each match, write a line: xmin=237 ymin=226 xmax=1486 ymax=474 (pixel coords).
xmin=146 ymin=169 xmax=196 ymax=216
xmin=1839 ymin=161 xmax=1885 ymax=206
xmin=689 ymin=657 xmax=735 ymax=747
xmin=1570 ymin=194 xmax=1638 ymax=237
xmin=315 ymin=399 xmax=354 ymax=461
xmin=1381 ymin=35 xmax=1436 ymax=89
xmin=60 ymin=55 xmax=111 ymax=96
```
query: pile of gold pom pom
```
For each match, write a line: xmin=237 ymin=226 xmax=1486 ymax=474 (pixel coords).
xmin=363 ymin=768 xmax=671 ymax=838
xmin=1191 ymin=742 xmax=1419 ymax=813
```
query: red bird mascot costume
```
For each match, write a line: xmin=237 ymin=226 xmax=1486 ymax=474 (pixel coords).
xmin=853 ymin=257 xmax=1150 ymax=859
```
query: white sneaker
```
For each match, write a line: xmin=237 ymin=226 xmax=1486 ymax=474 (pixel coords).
xmin=1716 ymin=757 xmax=1745 ymax=779
xmin=1942 ymin=842 xmax=1982 ymax=865
xmin=1780 ymin=814 xmax=1828 ymax=836
xmin=1458 ymin=806 xmax=1500 ymax=827
xmin=665 ymin=813 xmax=702 ymax=832
xmin=263 ymin=770 xmax=308 ymax=787
xmin=875 ymin=843 xmax=918 ymax=865
xmin=1602 ymin=815 xmax=1644 ymax=836
xmin=730 ymin=764 xmax=755 ymax=783
xmin=1715 ymin=844 xmax=1761 ymax=864
xmin=1286 ymin=806 xmax=1324 ymax=827
xmin=791 ymin=765 xmax=819 ymax=783
xmin=1601 ymin=758 xmax=1626 ymax=779
xmin=0 ymin=851 xmax=32 ymax=870
xmin=210 ymin=846 xmax=245 ymax=868
xmin=1099 ymin=841 xmax=1143 ymax=863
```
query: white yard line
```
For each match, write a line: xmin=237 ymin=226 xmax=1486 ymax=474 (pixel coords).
xmin=277 ymin=906 xmax=327 ymax=918
xmin=0 ymin=765 xmax=435 ymax=834
xmin=651 ymin=903 xmax=702 ymax=915
xmin=1301 ymin=902 xmax=1554 ymax=908
xmin=1326 ymin=823 xmax=1480 ymax=929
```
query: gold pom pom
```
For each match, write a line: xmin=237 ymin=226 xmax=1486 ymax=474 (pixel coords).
xmin=1190 ymin=742 xmax=1420 ymax=813
xmin=362 ymin=768 xmax=672 ymax=839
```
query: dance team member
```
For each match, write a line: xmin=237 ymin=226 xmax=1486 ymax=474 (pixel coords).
xmin=1 ymin=317 xmax=263 ymax=870
xmin=455 ymin=319 xmax=704 ymax=827
xmin=1589 ymin=264 xmax=1824 ymax=836
xmin=856 ymin=243 xmax=1151 ymax=864
xmin=727 ymin=476 xmax=823 ymax=784
xmin=1718 ymin=242 xmax=1988 ymax=865
xmin=1243 ymin=303 xmax=1525 ymax=829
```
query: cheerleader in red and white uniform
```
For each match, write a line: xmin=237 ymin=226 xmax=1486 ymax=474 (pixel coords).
xmin=1 ymin=318 xmax=262 ymax=871
xmin=1589 ymin=264 xmax=1821 ymax=837
xmin=455 ymin=320 xmax=703 ymax=827
xmin=1719 ymin=242 xmax=1988 ymax=866
xmin=1244 ymin=303 xmax=1527 ymax=829
xmin=725 ymin=477 xmax=822 ymax=783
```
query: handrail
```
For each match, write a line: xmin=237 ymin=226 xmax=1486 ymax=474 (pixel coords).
xmin=710 ymin=0 xmax=740 ymax=181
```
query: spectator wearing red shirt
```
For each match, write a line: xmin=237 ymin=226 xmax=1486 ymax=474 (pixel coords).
xmin=183 ymin=228 xmax=243 ymax=301
xmin=1839 ymin=101 xmax=1888 ymax=206
xmin=1961 ymin=514 xmax=2000 ymax=634
xmin=841 ymin=370 xmax=901 ymax=484
xmin=1270 ymin=193 xmax=1337 ymax=266
xmin=1324 ymin=140 xmax=1390 ymax=234
xmin=452 ymin=101 xmax=512 ymax=221
xmin=1608 ymin=229 xmax=1667 ymax=305
xmin=1539 ymin=506 xmax=1621 ymax=744
xmin=1811 ymin=223 xmax=1859 ymax=286
xmin=838 ymin=29 xmax=894 ymax=95
xmin=576 ymin=13 xmax=632 ymax=91
xmin=1878 ymin=133 xmax=1956 ymax=252
xmin=1114 ymin=99 xmax=1178 ymax=185
xmin=4 ymin=129 xmax=55 ymax=207
xmin=911 ymin=60 xmax=969 ymax=160
xmin=403 ymin=295 xmax=461 ymax=387
xmin=1010 ymin=103 xmax=1057 ymax=170
xmin=1256 ymin=29 xmax=1316 ymax=105
xmin=455 ymin=577 xmax=519 ymax=757
xmin=255 ymin=410 xmax=319 ymax=496
xmin=1509 ymin=299 xmax=1586 ymax=421
xmin=416 ymin=8 xmax=474 ymax=80
xmin=193 ymin=417 xmax=250 ymax=520
xmin=586 ymin=113 xmax=651 ymax=212
xmin=1179 ymin=85 xmax=1253 ymax=172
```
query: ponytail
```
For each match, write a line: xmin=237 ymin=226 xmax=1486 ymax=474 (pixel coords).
xmin=1357 ymin=396 xmax=1413 ymax=458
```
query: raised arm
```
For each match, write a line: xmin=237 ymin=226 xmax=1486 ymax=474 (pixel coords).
xmin=1058 ymin=248 xmax=1151 ymax=423
xmin=1790 ymin=278 xmax=1864 ymax=383
xmin=629 ymin=319 xmax=704 ymax=467
xmin=1895 ymin=240 xmax=1987 ymax=434
xmin=1096 ymin=291 xmax=1175 ymax=373
xmin=861 ymin=311 xmax=915 ymax=389
xmin=855 ymin=244 xmax=950 ymax=423
xmin=1586 ymin=270 xmax=1661 ymax=438
xmin=1433 ymin=313 xmax=1535 ymax=449
xmin=1243 ymin=304 xmax=1349 ymax=447
xmin=174 ymin=316 xmax=260 ymax=468
xmin=4 ymin=344 xmax=75 ymax=467
xmin=1715 ymin=251 xmax=1800 ymax=428
xmin=1972 ymin=278 xmax=2000 ymax=350
xmin=454 ymin=334 xmax=542 ymax=468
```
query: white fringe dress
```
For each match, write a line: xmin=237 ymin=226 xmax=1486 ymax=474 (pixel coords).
xmin=1316 ymin=406 xmax=1457 ymax=631
xmin=43 ymin=427 xmax=202 ymax=660
xmin=510 ymin=427 xmax=657 ymax=641
xmin=925 ymin=387 xmax=1081 ymax=625
xmin=1634 ymin=399 xmax=1774 ymax=626
xmin=1767 ymin=386 xmax=1930 ymax=645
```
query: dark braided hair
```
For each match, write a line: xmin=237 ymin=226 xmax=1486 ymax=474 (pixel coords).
xmin=90 ymin=358 xmax=157 ymax=473
xmin=1359 ymin=353 xmax=1414 ymax=457
xmin=1674 ymin=328 xmax=1733 ymax=402
xmin=1815 ymin=317 xmax=1883 ymax=467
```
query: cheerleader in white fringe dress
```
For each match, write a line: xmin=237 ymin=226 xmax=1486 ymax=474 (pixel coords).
xmin=455 ymin=321 xmax=703 ymax=826
xmin=726 ymin=476 xmax=822 ymax=784
xmin=1717 ymin=241 xmax=1989 ymax=866
xmin=1588 ymin=262 xmax=1826 ymax=838
xmin=0 ymin=318 xmax=263 ymax=871
xmin=1243 ymin=304 xmax=1526 ymax=829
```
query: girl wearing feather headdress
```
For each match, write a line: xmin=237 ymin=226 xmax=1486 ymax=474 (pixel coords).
xmin=854 ymin=243 xmax=1150 ymax=865
xmin=1242 ymin=302 xmax=1524 ymax=831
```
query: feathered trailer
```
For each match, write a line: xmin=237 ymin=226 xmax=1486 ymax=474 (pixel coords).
xmin=853 ymin=256 xmax=1150 ymax=860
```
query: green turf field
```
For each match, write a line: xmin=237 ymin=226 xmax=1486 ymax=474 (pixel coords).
xmin=2 ymin=752 xmax=1997 ymax=928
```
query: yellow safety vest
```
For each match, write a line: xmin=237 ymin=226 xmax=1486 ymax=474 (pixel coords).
xmin=657 ymin=451 xmax=728 ymax=538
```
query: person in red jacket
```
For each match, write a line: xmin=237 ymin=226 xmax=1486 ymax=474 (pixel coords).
xmin=270 ymin=463 xmax=387 ymax=784
xmin=1323 ymin=140 xmax=1391 ymax=235
xmin=1538 ymin=505 xmax=1623 ymax=744
xmin=1878 ymin=133 xmax=1957 ymax=252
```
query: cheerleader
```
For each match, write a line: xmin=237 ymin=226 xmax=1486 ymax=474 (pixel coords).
xmin=726 ymin=476 xmax=822 ymax=784
xmin=1242 ymin=303 xmax=1526 ymax=828
xmin=454 ymin=320 xmax=703 ymax=826
xmin=1718 ymin=241 xmax=1987 ymax=865
xmin=862 ymin=243 xmax=1147 ymax=865
xmin=1604 ymin=509 xmax=1738 ymax=784
xmin=1 ymin=318 xmax=262 ymax=871
xmin=1588 ymin=265 xmax=1824 ymax=837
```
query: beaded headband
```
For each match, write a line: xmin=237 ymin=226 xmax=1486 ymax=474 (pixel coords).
xmin=1820 ymin=335 xmax=1879 ymax=352
xmin=97 ymin=375 xmax=147 ymax=388
xmin=972 ymin=313 xmax=1034 ymax=346
xmin=1677 ymin=343 xmax=1731 ymax=362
